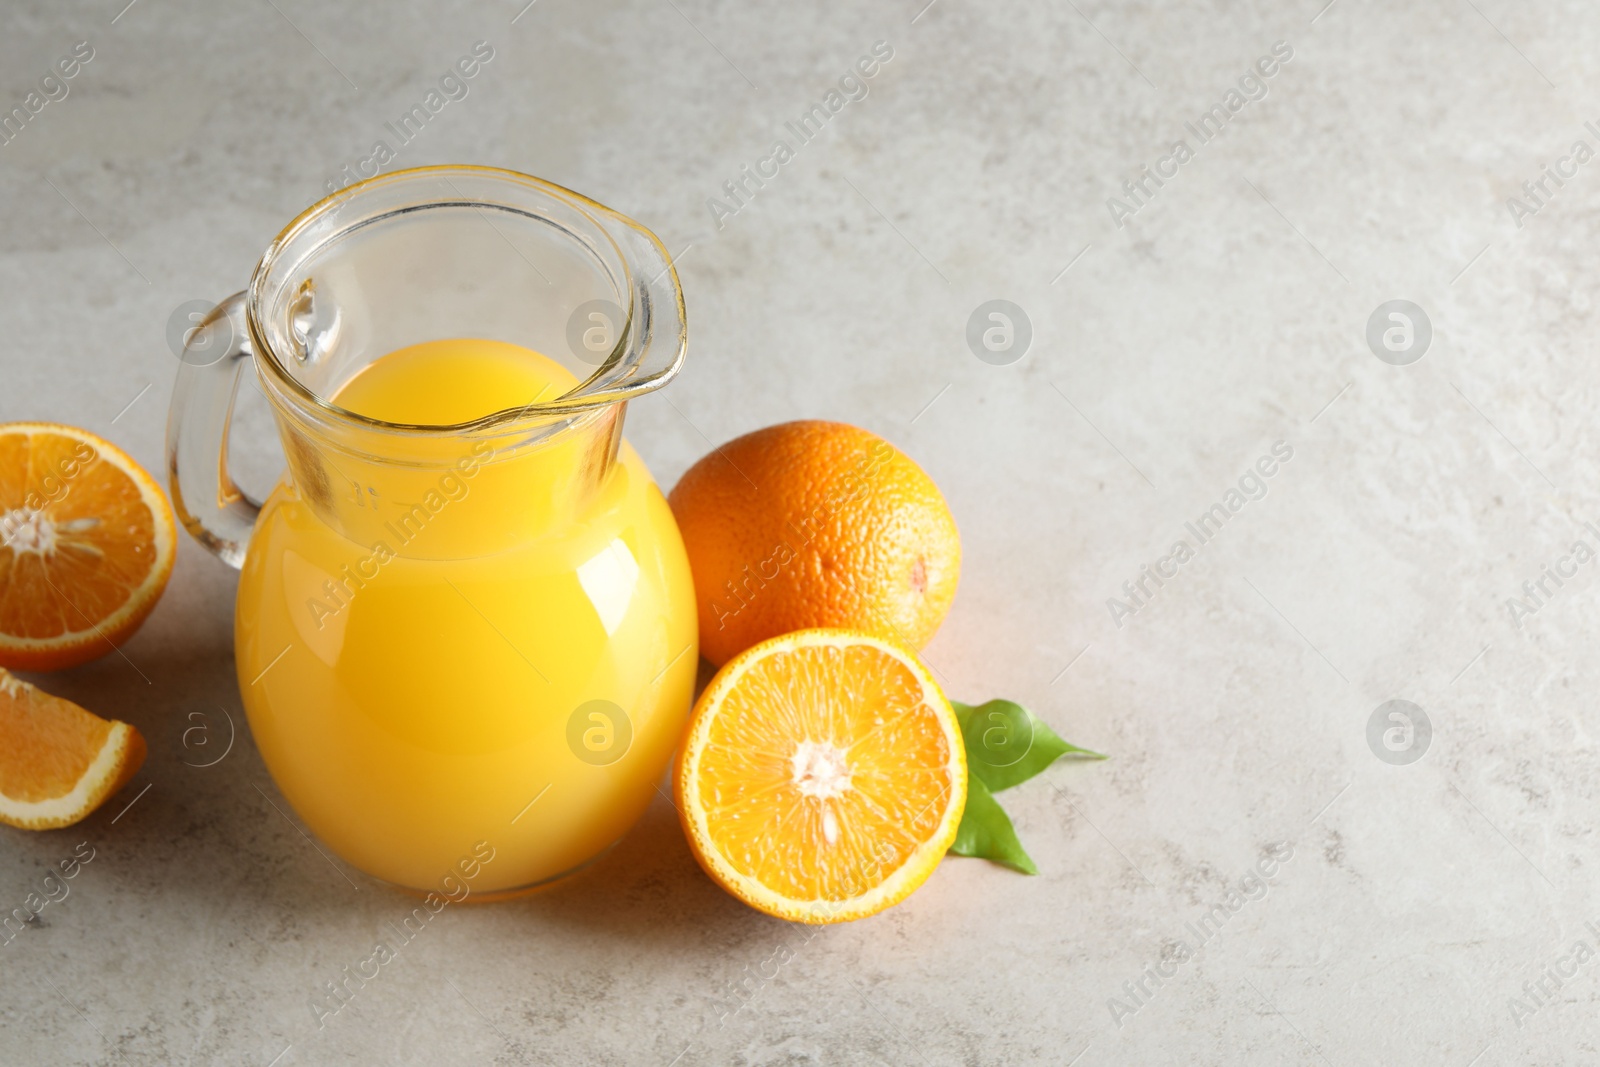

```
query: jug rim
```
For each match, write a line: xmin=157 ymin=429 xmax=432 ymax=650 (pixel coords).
xmin=244 ymin=164 xmax=687 ymax=439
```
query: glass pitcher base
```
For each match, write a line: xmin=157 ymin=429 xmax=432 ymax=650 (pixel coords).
xmin=383 ymin=839 xmax=622 ymax=904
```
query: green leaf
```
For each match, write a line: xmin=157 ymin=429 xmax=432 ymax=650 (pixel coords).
xmin=951 ymin=699 xmax=1106 ymax=794
xmin=948 ymin=772 xmax=1037 ymax=875
xmin=944 ymin=698 xmax=1105 ymax=874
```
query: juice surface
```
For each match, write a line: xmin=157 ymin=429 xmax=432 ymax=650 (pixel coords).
xmin=236 ymin=339 xmax=697 ymax=894
xmin=334 ymin=338 xmax=570 ymax=424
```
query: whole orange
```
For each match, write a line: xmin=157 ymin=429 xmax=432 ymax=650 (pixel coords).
xmin=668 ymin=420 xmax=960 ymax=666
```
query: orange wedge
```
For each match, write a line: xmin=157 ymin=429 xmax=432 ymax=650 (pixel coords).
xmin=0 ymin=667 xmax=146 ymax=829
xmin=675 ymin=629 xmax=966 ymax=923
xmin=0 ymin=423 xmax=176 ymax=672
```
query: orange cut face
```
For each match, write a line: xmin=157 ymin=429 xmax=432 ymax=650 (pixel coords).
xmin=676 ymin=629 xmax=966 ymax=923
xmin=0 ymin=668 xmax=146 ymax=830
xmin=0 ymin=424 xmax=175 ymax=671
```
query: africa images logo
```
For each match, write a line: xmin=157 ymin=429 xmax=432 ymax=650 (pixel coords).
xmin=704 ymin=41 xmax=895 ymax=230
xmin=1106 ymin=442 xmax=1293 ymax=628
xmin=1105 ymin=41 xmax=1294 ymax=228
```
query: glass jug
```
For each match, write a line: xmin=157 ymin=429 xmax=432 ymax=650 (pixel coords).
xmin=166 ymin=166 xmax=697 ymax=897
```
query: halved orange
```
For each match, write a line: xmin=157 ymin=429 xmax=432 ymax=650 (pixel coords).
xmin=0 ymin=667 xmax=146 ymax=829
xmin=675 ymin=629 xmax=966 ymax=923
xmin=0 ymin=423 xmax=176 ymax=672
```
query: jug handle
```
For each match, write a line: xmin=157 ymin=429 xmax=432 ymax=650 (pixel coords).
xmin=165 ymin=292 xmax=261 ymax=570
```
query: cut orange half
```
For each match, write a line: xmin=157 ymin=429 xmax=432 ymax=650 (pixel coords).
xmin=675 ymin=629 xmax=966 ymax=923
xmin=0 ymin=423 xmax=176 ymax=672
xmin=0 ymin=668 xmax=146 ymax=829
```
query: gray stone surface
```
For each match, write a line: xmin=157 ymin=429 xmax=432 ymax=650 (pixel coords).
xmin=3 ymin=0 xmax=1600 ymax=1063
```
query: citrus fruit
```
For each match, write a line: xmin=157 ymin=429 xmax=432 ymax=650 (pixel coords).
xmin=0 ymin=667 xmax=146 ymax=829
xmin=0 ymin=423 xmax=176 ymax=672
xmin=674 ymin=629 xmax=966 ymax=923
xmin=668 ymin=420 xmax=959 ymax=666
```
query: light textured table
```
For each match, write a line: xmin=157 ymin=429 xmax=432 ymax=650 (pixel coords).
xmin=4 ymin=0 xmax=1599 ymax=1063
